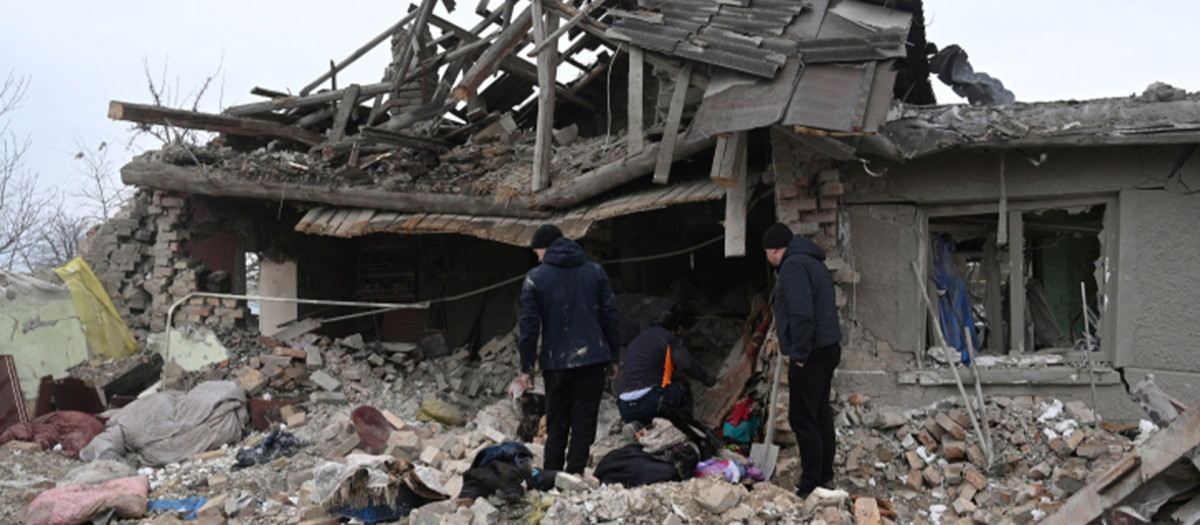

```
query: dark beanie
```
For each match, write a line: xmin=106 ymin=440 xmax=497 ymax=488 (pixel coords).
xmin=761 ymin=223 xmax=793 ymax=249
xmin=530 ymin=224 xmax=563 ymax=249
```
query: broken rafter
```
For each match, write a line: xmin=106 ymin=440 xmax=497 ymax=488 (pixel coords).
xmin=359 ymin=128 xmax=451 ymax=152
xmin=109 ymin=101 xmax=326 ymax=147
xmin=530 ymin=135 xmax=716 ymax=210
xmin=328 ymin=84 xmax=363 ymax=143
xmin=653 ymin=61 xmax=693 ymax=185
xmin=531 ymin=0 xmax=558 ymax=192
xmin=299 ymin=9 xmax=420 ymax=96
xmin=541 ymin=0 xmax=708 ymax=90
xmin=121 ymin=162 xmax=551 ymax=219
xmin=526 ymin=0 xmax=610 ymax=57
xmin=225 ymin=82 xmax=393 ymax=117
xmin=453 ymin=6 xmax=534 ymax=102
xmin=436 ymin=11 xmax=596 ymax=112
xmin=388 ymin=0 xmax=439 ymax=101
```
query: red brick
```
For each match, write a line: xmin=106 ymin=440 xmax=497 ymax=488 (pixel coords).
xmin=818 ymin=196 xmax=840 ymax=210
xmin=906 ymin=468 xmax=924 ymax=490
xmin=935 ymin=412 xmax=968 ymax=440
xmin=922 ymin=465 xmax=943 ymax=486
xmin=275 ymin=347 xmax=307 ymax=359
xmin=943 ymin=440 xmax=967 ymax=462
xmin=965 ymin=465 xmax=989 ymax=490
xmin=819 ymin=181 xmax=845 ymax=197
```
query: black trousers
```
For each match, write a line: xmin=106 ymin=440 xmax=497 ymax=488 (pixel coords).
xmin=542 ymin=363 xmax=606 ymax=473
xmin=788 ymin=344 xmax=841 ymax=494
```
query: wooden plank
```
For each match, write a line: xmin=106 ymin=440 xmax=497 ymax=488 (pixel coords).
xmin=453 ymin=7 xmax=534 ymax=101
xmin=122 ymin=163 xmax=551 ymax=219
xmin=328 ymin=84 xmax=362 ymax=143
xmin=297 ymin=208 xmax=338 ymax=234
xmin=295 ymin=208 xmax=326 ymax=231
xmin=724 ymin=154 xmax=744 ymax=257
xmin=627 ymin=45 xmax=645 ymax=157
xmin=710 ymin=131 xmax=746 ymax=188
xmin=225 ymin=82 xmax=393 ymax=116
xmin=340 ymin=208 xmax=377 ymax=237
xmin=109 ymin=101 xmax=326 ymax=147
xmin=299 ymin=10 xmax=419 ymax=95
xmin=531 ymin=0 xmax=557 ymax=192
xmin=527 ymin=0 xmax=610 ymax=57
xmin=390 ymin=0 xmax=438 ymax=101
xmin=320 ymin=209 xmax=352 ymax=236
xmin=653 ymin=62 xmax=693 ymax=185
xmin=365 ymin=212 xmax=402 ymax=234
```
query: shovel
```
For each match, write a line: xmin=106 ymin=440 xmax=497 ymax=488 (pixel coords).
xmin=750 ymin=339 xmax=785 ymax=480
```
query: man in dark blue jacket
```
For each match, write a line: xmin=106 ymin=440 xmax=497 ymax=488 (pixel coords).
xmin=519 ymin=224 xmax=621 ymax=474
xmin=762 ymin=222 xmax=842 ymax=499
xmin=616 ymin=303 xmax=716 ymax=425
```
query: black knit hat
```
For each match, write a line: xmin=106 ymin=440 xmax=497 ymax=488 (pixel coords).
xmin=530 ymin=224 xmax=564 ymax=249
xmin=761 ymin=223 xmax=793 ymax=249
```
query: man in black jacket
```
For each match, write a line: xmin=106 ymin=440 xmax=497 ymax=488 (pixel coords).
xmin=762 ymin=222 xmax=843 ymax=499
xmin=519 ymin=224 xmax=621 ymax=474
xmin=615 ymin=303 xmax=716 ymax=425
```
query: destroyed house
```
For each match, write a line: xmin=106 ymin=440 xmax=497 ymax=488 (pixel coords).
xmin=94 ymin=0 xmax=1198 ymax=423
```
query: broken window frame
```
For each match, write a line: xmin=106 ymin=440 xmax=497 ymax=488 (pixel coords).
xmin=919 ymin=194 xmax=1118 ymax=363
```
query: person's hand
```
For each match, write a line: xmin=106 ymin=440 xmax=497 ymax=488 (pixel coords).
xmin=520 ymin=373 xmax=533 ymax=386
xmin=608 ymin=363 xmax=619 ymax=381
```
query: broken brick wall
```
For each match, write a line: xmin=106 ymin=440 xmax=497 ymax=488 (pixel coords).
xmin=80 ymin=190 xmax=250 ymax=340
xmin=768 ymin=127 xmax=872 ymax=361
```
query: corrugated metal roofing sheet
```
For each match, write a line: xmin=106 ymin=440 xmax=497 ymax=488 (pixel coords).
xmin=294 ymin=178 xmax=727 ymax=246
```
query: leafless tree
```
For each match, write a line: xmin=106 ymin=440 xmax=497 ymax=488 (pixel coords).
xmin=127 ymin=56 xmax=224 ymax=148
xmin=0 ymin=71 xmax=57 ymax=271
xmin=21 ymin=209 xmax=90 ymax=271
xmin=71 ymin=137 xmax=132 ymax=223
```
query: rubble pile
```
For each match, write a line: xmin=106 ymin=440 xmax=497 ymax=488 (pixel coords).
xmin=822 ymin=393 xmax=1143 ymax=524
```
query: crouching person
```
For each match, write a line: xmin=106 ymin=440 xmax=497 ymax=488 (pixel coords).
xmin=616 ymin=304 xmax=716 ymax=425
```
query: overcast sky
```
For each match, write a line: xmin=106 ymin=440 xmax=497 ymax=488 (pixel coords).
xmin=3 ymin=0 xmax=1199 ymax=204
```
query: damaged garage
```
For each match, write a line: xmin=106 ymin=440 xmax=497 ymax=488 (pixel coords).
xmin=2 ymin=0 xmax=1200 ymax=523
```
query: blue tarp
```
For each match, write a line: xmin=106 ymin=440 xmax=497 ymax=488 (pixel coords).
xmin=933 ymin=235 xmax=980 ymax=365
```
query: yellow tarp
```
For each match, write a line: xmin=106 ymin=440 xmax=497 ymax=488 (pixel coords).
xmin=54 ymin=257 xmax=139 ymax=359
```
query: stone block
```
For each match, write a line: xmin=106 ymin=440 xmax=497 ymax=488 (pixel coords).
xmin=198 ymin=493 xmax=228 ymax=519
xmin=1028 ymin=461 xmax=1053 ymax=481
xmin=275 ymin=347 xmax=306 ymax=359
xmin=470 ymin=498 xmax=498 ymax=525
xmin=306 ymin=349 xmax=324 ymax=370
xmin=309 ymin=370 xmax=341 ymax=391
xmin=695 ymin=483 xmax=739 ymax=514
xmin=419 ymin=446 xmax=445 ymax=467
xmin=555 ymin=472 xmax=589 ymax=492
xmin=311 ymin=392 xmax=348 ymax=405
xmin=236 ymin=367 xmax=267 ymax=396
xmin=854 ymin=497 xmax=881 ymax=525
xmin=328 ymin=435 xmax=361 ymax=459
xmin=952 ymin=497 xmax=977 ymax=516
xmin=1075 ymin=441 xmax=1111 ymax=458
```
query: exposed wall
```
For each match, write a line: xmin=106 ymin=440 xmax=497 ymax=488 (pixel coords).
xmin=0 ymin=272 xmax=89 ymax=398
xmin=831 ymin=144 xmax=1200 ymax=417
xmin=1115 ymin=188 xmax=1200 ymax=402
xmin=80 ymin=190 xmax=250 ymax=339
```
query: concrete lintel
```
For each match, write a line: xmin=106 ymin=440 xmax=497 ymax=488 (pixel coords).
xmin=898 ymin=367 xmax=1121 ymax=386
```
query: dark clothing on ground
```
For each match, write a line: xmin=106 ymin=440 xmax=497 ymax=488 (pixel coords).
xmin=518 ymin=237 xmax=621 ymax=373
xmin=542 ymin=363 xmax=606 ymax=473
xmin=773 ymin=236 xmax=842 ymax=366
xmin=789 ymin=344 xmax=841 ymax=495
xmin=594 ymin=445 xmax=680 ymax=487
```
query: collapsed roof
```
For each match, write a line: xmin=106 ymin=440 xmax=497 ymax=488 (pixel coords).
xmin=109 ymin=0 xmax=934 ymax=246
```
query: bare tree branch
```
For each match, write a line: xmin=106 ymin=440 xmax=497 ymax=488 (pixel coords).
xmin=0 ymin=71 xmax=56 ymax=271
xmin=71 ymin=137 xmax=132 ymax=223
xmin=127 ymin=57 xmax=225 ymax=149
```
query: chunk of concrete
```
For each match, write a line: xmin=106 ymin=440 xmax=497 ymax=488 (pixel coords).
xmin=309 ymin=370 xmax=341 ymax=391
xmin=555 ymin=472 xmax=589 ymax=492
xmin=695 ymin=482 xmax=740 ymax=514
xmin=236 ymin=367 xmax=267 ymax=396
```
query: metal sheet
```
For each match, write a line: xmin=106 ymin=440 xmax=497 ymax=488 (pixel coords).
xmin=861 ymin=59 xmax=898 ymax=133
xmin=687 ymin=56 xmax=803 ymax=139
xmin=782 ymin=62 xmax=873 ymax=132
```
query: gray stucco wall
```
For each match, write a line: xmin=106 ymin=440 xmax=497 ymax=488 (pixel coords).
xmin=1115 ymin=189 xmax=1200 ymax=375
xmin=844 ymin=204 xmax=923 ymax=369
